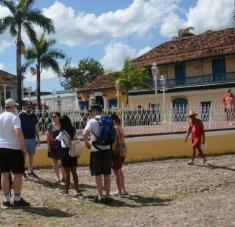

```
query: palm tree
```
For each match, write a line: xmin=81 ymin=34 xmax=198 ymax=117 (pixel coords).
xmin=23 ymin=33 xmax=65 ymax=109
xmin=112 ymin=59 xmax=151 ymax=106
xmin=0 ymin=0 xmax=54 ymax=107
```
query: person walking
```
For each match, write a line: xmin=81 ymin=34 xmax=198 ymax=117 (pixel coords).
xmin=225 ymin=91 xmax=235 ymax=125
xmin=19 ymin=102 xmax=40 ymax=177
xmin=46 ymin=112 xmax=65 ymax=182
xmin=56 ymin=115 xmax=79 ymax=196
xmin=83 ymin=104 xmax=113 ymax=203
xmin=111 ymin=113 xmax=128 ymax=196
xmin=185 ymin=110 xmax=207 ymax=165
xmin=0 ymin=98 xmax=30 ymax=208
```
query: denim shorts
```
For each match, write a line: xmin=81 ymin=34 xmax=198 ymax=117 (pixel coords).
xmin=25 ymin=139 xmax=37 ymax=155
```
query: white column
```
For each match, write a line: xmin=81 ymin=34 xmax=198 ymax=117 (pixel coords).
xmin=103 ymin=96 xmax=107 ymax=110
xmin=3 ymin=85 xmax=6 ymax=100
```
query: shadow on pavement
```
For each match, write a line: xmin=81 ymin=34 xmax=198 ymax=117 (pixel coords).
xmin=29 ymin=177 xmax=95 ymax=191
xmin=194 ymin=163 xmax=235 ymax=171
xmin=15 ymin=206 xmax=73 ymax=217
xmin=85 ymin=194 xmax=172 ymax=208
xmin=126 ymin=194 xmax=172 ymax=207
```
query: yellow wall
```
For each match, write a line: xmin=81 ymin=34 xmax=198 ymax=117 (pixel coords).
xmin=129 ymin=87 xmax=234 ymax=108
xmin=28 ymin=130 xmax=235 ymax=167
xmin=225 ymin=56 xmax=235 ymax=72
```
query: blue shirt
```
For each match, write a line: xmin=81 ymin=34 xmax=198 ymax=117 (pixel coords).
xmin=19 ymin=112 xmax=38 ymax=139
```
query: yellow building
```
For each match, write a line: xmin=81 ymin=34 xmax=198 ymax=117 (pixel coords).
xmin=78 ymin=74 xmax=125 ymax=110
xmin=131 ymin=28 xmax=235 ymax=112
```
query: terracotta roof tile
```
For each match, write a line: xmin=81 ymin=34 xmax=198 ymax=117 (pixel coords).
xmin=0 ymin=70 xmax=17 ymax=86
xmin=132 ymin=28 xmax=235 ymax=67
xmin=79 ymin=74 xmax=114 ymax=91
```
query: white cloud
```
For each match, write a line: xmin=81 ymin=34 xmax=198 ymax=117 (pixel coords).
xmin=0 ymin=39 xmax=12 ymax=52
xmin=100 ymin=42 xmax=152 ymax=70
xmin=137 ymin=46 xmax=152 ymax=57
xmin=0 ymin=62 xmax=4 ymax=70
xmin=160 ymin=0 xmax=234 ymax=37
xmin=24 ymin=68 xmax=58 ymax=83
xmin=100 ymin=42 xmax=137 ymax=70
xmin=43 ymin=0 xmax=181 ymax=46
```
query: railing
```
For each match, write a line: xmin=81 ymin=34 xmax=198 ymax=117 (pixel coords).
xmin=157 ymin=72 xmax=235 ymax=88
xmin=9 ymin=104 xmax=233 ymax=137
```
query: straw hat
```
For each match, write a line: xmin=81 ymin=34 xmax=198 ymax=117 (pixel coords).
xmin=188 ymin=110 xmax=198 ymax=117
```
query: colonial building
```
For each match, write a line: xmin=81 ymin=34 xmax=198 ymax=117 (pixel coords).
xmin=0 ymin=70 xmax=17 ymax=108
xmin=78 ymin=74 xmax=125 ymax=110
xmin=131 ymin=28 xmax=235 ymax=112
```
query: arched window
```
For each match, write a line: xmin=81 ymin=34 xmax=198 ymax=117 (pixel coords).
xmin=172 ymin=98 xmax=188 ymax=122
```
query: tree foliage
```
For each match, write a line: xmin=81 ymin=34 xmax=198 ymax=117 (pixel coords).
xmin=0 ymin=0 xmax=54 ymax=106
xmin=60 ymin=57 xmax=104 ymax=89
xmin=23 ymin=33 xmax=65 ymax=109
xmin=111 ymin=59 xmax=151 ymax=106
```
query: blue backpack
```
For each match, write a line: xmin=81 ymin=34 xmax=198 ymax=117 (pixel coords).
xmin=92 ymin=115 xmax=116 ymax=148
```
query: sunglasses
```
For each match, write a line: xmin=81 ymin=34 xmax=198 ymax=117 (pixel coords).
xmin=52 ymin=116 xmax=57 ymax=118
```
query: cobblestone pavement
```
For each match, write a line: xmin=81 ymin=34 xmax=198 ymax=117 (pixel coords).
xmin=0 ymin=155 xmax=234 ymax=227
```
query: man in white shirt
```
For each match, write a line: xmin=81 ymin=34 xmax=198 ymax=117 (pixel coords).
xmin=0 ymin=98 xmax=30 ymax=208
xmin=83 ymin=104 xmax=112 ymax=204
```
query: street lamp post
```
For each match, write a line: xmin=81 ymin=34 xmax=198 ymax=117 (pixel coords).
xmin=151 ymin=62 xmax=159 ymax=109
xmin=115 ymin=80 xmax=120 ymax=109
xmin=160 ymin=75 xmax=167 ymax=123
xmin=57 ymin=95 xmax=61 ymax=112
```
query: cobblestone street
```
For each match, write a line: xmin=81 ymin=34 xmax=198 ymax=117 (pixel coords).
xmin=0 ymin=154 xmax=235 ymax=227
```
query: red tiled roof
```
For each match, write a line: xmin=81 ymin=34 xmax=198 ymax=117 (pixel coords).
xmin=0 ymin=70 xmax=17 ymax=86
xmin=132 ymin=28 xmax=235 ymax=67
xmin=79 ymin=74 xmax=114 ymax=91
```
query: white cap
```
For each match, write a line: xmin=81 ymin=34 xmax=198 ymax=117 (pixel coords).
xmin=5 ymin=98 xmax=19 ymax=107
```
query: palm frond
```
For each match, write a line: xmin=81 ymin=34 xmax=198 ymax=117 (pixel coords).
xmin=41 ymin=57 xmax=60 ymax=74
xmin=26 ymin=9 xmax=54 ymax=33
xmin=42 ymin=49 xmax=65 ymax=60
xmin=24 ymin=48 xmax=37 ymax=59
xmin=21 ymin=59 xmax=35 ymax=72
xmin=0 ymin=0 xmax=16 ymax=14
xmin=0 ymin=16 xmax=14 ymax=34
xmin=25 ymin=0 xmax=35 ymax=10
xmin=22 ymin=21 xmax=36 ymax=43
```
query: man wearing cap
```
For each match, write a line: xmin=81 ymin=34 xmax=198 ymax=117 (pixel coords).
xmin=19 ymin=102 xmax=40 ymax=177
xmin=0 ymin=98 xmax=30 ymax=208
xmin=185 ymin=111 xmax=207 ymax=165
xmin=83 ymin=104 xmax=113 ymax=204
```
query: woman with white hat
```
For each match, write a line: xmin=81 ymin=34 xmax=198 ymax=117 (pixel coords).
xmin=185 ymin=111 xmax=207 ymax=165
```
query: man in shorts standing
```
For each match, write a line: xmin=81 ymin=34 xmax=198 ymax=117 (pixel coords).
xmin=83 ymin=104 xmax=113 ymax=203
xmin=0 ymin=98 xmax=30 ymax=208
xmin=19 ymin=102 xmax=40 ymax=177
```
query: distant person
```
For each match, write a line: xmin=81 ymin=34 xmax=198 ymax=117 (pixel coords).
xmin=222 ymin=89 xmax=231 ymax=121
xmin=19 ymin=102 xmax=40 ymax=177
xmin=111 ymin=113 xmax=128 ymax=196
xmin=46 ymin=112 xmax=65 ymax=182
xmin=0 ymin=98 xmax=30 ymax=208
xmin=83 ymin=104 xmax=114 ymax=204
xmin=225 ymin=91 xmax=235 ymax=125
xmin=56 ymin=115 xmax=79 ymax=196
xmin=185 ymin=111 xmax=207 ymax=165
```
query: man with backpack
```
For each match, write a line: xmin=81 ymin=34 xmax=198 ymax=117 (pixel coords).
xmin=83 ymin=104 xmax=115 ymax=203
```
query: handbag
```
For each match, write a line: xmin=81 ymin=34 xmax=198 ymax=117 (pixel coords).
xmin=63 ymin=131 xmax=84 ymax=158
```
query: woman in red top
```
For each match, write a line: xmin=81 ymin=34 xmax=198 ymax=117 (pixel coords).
xmin=185 ymin=111 xmax=207 ymax=165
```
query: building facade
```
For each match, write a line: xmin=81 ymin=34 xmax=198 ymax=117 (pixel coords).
xmin=130 ymin=28 xmax=235 ymax=114
xmin=0 ymin=70 xmax=17 ymax=109
xmin=78 ymin=74 xmax=125 ymax=110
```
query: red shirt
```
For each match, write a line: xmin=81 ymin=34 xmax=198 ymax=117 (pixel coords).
xmin=189 ymin=118 xmax=204 ymax=141
xmin=222 ymin=93 xmax=229 ymax=109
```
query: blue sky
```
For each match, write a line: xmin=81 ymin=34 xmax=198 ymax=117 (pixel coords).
xmin=0 ymin=0 xmax=234 ymax=92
